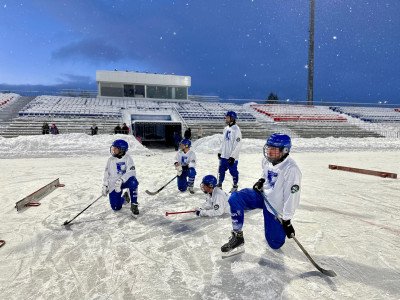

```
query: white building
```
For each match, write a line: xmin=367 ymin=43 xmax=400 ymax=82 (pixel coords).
xmin=96 ymin=70 xmax=191 ymax=100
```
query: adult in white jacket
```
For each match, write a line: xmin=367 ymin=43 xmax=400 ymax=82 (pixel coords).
xmin=102 ymin=139 xmax=139 ymax=215
xmin=174 ymin=139 xmax=197 ymax=193
xmin=218 ymin=111 xmax=242 ymax=192
xmin=195 ymin=175 xmax=230 ymax=217
xmin=221 ymin=133 xmax=302 ymax=256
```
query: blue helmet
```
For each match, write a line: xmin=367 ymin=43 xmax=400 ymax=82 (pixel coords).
xmin=201 ymin=175 xmax=217 ymax=193
xmin=225 ymin=111 xmax=237 ymax=120
xmin=266 ymin=133 xmax=291 ymax=153
xmin=202 ymin=175 xmax=217 ymax=188
xmin=111 ymin=139 xmax=128 ymax=157
xmin=180 ymin=138 xmax=191 ymax=148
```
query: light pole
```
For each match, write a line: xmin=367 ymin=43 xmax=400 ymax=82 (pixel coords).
xmin=307 ymin=0 xmax=315 ymax=105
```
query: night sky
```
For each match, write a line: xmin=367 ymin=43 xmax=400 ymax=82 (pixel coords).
xmin=1 ymin=1 xmax=399 ymax=104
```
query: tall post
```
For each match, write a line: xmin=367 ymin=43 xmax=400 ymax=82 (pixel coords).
xmin=307 ymin=0 xmax=315 ymax=105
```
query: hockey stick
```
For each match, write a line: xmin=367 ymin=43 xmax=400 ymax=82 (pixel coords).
xmin=165 ymin=210 xmax=196 ymax=216
xmin=261 ymin=193 xmax=337 ymax=277
xmin=63 ymin=195 xmax=103 ymax=226
xmin=145 ymin=176 xmax=177 ymax=196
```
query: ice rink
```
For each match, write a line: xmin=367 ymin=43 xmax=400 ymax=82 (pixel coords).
xmin=1 ymin=134 xmax=400 ymax=299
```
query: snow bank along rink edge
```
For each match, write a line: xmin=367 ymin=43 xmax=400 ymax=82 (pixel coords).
xmin=0 ymin=134 xmax=399 ymax=299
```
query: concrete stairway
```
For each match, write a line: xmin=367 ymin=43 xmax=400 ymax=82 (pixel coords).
xmin=1 ymin=117 xmax=122 ymax=138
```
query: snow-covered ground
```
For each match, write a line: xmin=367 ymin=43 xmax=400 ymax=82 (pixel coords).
xmin=1 ymin=134 xmax=400 ymax=299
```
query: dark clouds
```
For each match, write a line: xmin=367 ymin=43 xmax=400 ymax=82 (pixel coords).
xmin=52 ymin=38 xmax=125 ymax=62
xmin=1 ymin=0 xmax=399 ymax=103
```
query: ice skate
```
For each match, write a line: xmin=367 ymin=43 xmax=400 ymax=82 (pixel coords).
xmin=188 ymin=185 xmax=195 ymax=194
xmin=230 ymin=185 xmax=238 ymax=193
xmin=123 ymin=191 xmax=130 ymax=203
xmin=131 ymin=203 xmax=139 ymax=217
xmin=221 ymin=231 xmax=245 ymax=258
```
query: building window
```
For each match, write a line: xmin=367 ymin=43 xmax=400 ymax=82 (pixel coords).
xmin=101 ymin=83 xmax=124 ymax=97
xmin=124 ymin=84 xmax=145 ymax=98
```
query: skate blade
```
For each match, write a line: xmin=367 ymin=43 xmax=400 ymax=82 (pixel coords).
xmin=221 ymin=245 xmax=245 ymax=259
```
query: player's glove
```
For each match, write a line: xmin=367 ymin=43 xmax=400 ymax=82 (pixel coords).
xmin=102 ymin=185 xmax=108 ymax=197
xmin=196 ymin=210 xmax=201 ymax=216
xmin=114 ymin=178 xmax=123 ymax=193
xmin=282 ymin=219 xmax=295 ymax=238
xmin=176 ymin=165 xmax=183 ymax=176
xmin=252 ymin=178 xmax=265 ymax=193
xmin=227 ymin=157 xmax=235 ymax=165
xmin=218 ymin=153 xmax=221 ymax=160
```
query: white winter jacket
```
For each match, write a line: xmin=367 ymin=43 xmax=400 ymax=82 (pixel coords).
xmin=103 ymin=155 xmax=136 ymax=191
xmin=261 ymin=156 xmax=302 ymax=220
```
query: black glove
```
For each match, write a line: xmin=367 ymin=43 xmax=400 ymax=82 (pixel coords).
xmin=182 ymin=165 xmax=189 ymax=171
xmin=218 ymin=153 xmax=221 ymax=160
xmin=227 ymin=157 xmax=235 ymax=165
xmin=252 ymin=178 xmax=265 ymax=193
xmin=282 ymin=219 xmax=295 ymax=238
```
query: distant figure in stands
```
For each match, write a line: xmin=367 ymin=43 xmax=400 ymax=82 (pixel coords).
xmin=217 ymin=111 xmax=242 ymax=193
xmin=50 ymin=123 xmax=59 ymax=135
xmin=122 ymin=123 xmax=130 ymax=135
xmin=91 ymin=123 xmax=98 ymax=135
xmin=184 ymin=127 xmax=192 ymax=140
xmin=197 ymin=125 xmax=203 ymax=140
xmin=114 ymin=124 xmax=122 ymax=134
xmin=42 ymin=122 xmax=49 ymax=135
xmin=173 ymin=131 xmax=181 ymax=151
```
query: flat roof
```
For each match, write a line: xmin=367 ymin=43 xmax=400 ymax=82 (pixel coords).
xmin=96 ymin=71 xmax=191 ymax=87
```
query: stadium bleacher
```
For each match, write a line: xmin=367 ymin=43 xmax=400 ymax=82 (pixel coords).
xmin=1 ymin=93 xmax=399 ymax=139
xmin=330 ymin=106 xmax=400 ymax=123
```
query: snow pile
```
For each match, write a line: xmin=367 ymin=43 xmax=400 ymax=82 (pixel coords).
xmin=0 ymin=133 xmax=152 ymax=158
xmin=192 ymin=134 xmax=400 ymax=154
xmin=1 ymin=133 xmax=400 ymax=159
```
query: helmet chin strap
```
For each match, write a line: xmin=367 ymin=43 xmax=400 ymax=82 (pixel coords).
xmin=267 ymin=153 xmax=289 ymax=165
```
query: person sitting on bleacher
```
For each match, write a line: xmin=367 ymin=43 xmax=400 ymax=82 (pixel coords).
xmin=42 ymin=122 xmax=49 ymax=135
xmin=122 ymin=123 xmax=129 ymax=135
xmin=50 ymin=123 xmax=59 ymax=135
xmin=91 ymin=123 xmax=98 ymax=135
xmin=114 ymin=125 xmax=122 ymax=134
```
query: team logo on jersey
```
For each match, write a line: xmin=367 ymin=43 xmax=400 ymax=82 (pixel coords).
xmin=225 ymin=130 xmax=231 ymax=140
xmin=236 ymin=137 xmax=240 ymax=142
xmin=116 ymin=162 xmax=126 ymax=175
xmin=291 ymin=185 xmax=300 ymax=194
xmin=267 ymin=170 xmax=278 ymax=188
xmin=130 ymin=166 xmax=135 ymax=170
xmin=214 ymin=204 xmax=219 ymax=210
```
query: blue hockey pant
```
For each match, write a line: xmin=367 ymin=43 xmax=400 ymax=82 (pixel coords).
xmin=228 ymin=188 xmax=286 ymax=249
xmin=218 ymin=158 xmax=239 ymax=186
xmin=177 ymin=168 xmax=196 ymax=191
xmin=109 ymin=176 xmax=139 ymax=210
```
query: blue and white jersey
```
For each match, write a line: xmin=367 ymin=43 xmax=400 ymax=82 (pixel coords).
xmin=198 ymin=187 xmax=230 ymax=217
xmin=174 ymin=149 xmax=196 ymax=169
xmin=219 ymin=124 xmax=242 ymax=160
xmin=261 ymin=156 xmax=302 ymax=220
xmin=103 ymin=155 xmax=136 ymax=191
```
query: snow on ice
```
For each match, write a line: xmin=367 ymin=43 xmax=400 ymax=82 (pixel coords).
xmin=0 ymin=134 xmax=400 ymax=299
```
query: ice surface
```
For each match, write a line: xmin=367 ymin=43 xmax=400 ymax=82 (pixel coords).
xmin=1 ymin=134 xmax=400 ymax=299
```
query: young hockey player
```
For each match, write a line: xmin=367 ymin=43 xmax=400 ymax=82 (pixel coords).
xmin=221 ymin=133 xmax=302 ymax=257
xmin=218 ymin=111 xmax=242 ymax=193
xmin=195 ymin=175 xmax=230 ymax=217
xmin=174 ymin=139 xmax=196 ymax=194
xmin=102 ymin=139 xmax=139 ymax=216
